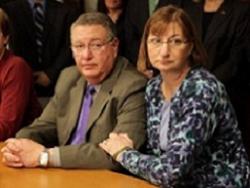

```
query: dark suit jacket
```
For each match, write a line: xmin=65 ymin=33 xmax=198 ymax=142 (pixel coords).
xmin=16 ymin=57 xmax=147 ymax=169
xmin=124 ymin=0 xmax=182 ymax=64
xmin=3 ymin=0 xmax=79 ymax=96
xmin=0 ymin=0 xmax=15 ymax=7
xmin=183 ymin=0 xmax=250 ymax=89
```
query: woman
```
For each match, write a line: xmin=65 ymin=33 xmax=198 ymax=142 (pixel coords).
xmin=0 ymin=8 xmax=42 ymax=141
xmin=99 ymin=5 xmax=250 ymax=187
xmin=184 ymin=0 xmax=250 ymax=155
xmin=97 ymin=0 xmax=127 ymax=56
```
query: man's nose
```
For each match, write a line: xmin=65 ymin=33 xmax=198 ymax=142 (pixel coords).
xmin=80 ymin=46 xmax=93 ymax=59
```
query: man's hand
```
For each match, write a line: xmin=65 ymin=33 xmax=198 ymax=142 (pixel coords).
xmin=1 ymin=138 xmax=45 ymax=168
xmin=33 ymin=71 xmax=51 ymax=87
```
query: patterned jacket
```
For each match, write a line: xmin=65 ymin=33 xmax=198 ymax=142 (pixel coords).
xmin=120 ymin=67 xmax=250 ymax=188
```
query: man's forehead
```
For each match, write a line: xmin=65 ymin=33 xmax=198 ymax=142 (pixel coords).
xmin=71 ymin=25 xmax=108 ymax=40
xmin=74 ymin=24 xmax=107 ymax=32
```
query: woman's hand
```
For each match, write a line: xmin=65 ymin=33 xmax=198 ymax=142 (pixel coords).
xmin=99 ymin=133 xmax=133 ymax=161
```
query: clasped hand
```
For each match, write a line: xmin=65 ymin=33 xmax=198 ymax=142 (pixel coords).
xmin=99 ymin=133 xmax=133 ymax=161
xmin=1 ymin=138 xmax=45 ymax=168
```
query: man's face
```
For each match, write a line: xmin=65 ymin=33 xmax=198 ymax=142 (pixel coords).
xmin=71 ymin=25 xmax=118 ymax=84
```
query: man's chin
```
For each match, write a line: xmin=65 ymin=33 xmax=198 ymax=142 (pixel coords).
xmin=83 ymin=74 xmax=95 ymax=79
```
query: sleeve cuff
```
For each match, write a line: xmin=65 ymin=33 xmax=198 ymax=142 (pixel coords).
xmin=48 ymin=147 xmax=61 ymax=167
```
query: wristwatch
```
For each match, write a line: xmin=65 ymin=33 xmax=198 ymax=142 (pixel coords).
xmin=39 ymin=150 xmax=49 ymax=167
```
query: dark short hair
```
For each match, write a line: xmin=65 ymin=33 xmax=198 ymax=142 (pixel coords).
xmin=97 ymin=0 xmax=128 ymax=14
xmin=0 ymin=8 xmax=10 ymax=37
xmin=137 ymin=5 xmax=207 ymax=73
xmin=70 ymin=12 xmax=117 ymax=39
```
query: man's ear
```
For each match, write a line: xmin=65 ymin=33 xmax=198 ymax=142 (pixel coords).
xmin=111 ymin=37 xmax=119 ymax=47
xmin=111 ymin=37 xmax=119 ymax=57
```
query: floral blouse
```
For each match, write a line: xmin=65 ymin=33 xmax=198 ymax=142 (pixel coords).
xmin=120 ymin=67 xmax=250 ymax=188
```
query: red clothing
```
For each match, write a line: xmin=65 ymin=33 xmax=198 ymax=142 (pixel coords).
xmin=0 ymin=50 xmax=42 ymax=141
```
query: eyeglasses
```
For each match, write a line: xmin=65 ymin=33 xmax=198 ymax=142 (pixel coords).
xmin=147 ymin=36 xmax=189 ymax=49
xmin=71 ymin=37 xmax=113 ymax=54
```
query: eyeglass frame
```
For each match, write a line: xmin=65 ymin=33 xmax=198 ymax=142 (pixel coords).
xmin=147 ymin=36 xmax=190 ymax=50
xmin=71 ymin=36 xmax=114 ymax=54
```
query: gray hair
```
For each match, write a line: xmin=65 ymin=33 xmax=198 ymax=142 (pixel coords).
xmin=70 ymin=12 xmax=117 ymax=39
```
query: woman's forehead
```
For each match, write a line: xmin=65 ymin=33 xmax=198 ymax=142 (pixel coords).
xmin=149 ymin=21 xmax=184 ymax=36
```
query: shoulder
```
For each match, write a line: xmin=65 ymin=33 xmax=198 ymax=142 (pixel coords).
xmin=145 ymin=75 xmax=161 ymax=97
xmin=231 ymin=0 xmax=249 ymax=11
xmin=57 ymin=65 xmax=81 ymax=83
xmin=180 ymin=68 xmax=227 ymax=101
xmin=226 ymin=0 xmax=250 ymax=19
xmin=3 ymin=52 xmax=31 ymax=74
xmin=47 ymin=0 xmax=75 ymax=11
xmin=54 ymin=65 xmax=82 ymax=95
xmin=2 ymin=0 xmax=21 ymax=7
xmin=115 ymin=57 xmax=147 ymax=89
xmin=47 ymin=0 xmax=63 ymax=6
xmin=0 ymin=52 xmax=32 ymax=84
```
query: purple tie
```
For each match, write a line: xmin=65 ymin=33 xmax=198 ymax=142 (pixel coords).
xmin=71 ymin=85 xmax=95 ymax=144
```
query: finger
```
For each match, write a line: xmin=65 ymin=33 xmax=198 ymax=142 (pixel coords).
xmin=1 ymin=146 xmax=12 ymax=153
xmin=2 ymin=157 xmax=23 ymax=168
xmin=99 ymin=143 xmax=109 ymax=152
xmin=3 ymin=152 xmax=21 ymax=163
xmin=5 ymin=142 xmax=21 ymax=153
xmin=100 ymin=140 xmax=107 ymax=146
xmin=7 ymin=162 xmax=23 ymax=168
xmin=121 ymin=134 xmax=131 ymax=140
xmin=109 ymin=132 xmax=119 ymax=138
xmin=119 ymin=133 xmax=128 ymax=137
xmin=99 ymin=143 xmax=105 ymax=149
xmin=5 ymin=138 xmax=18 ymax=144
xmin=99 ymin=142 xmax=108 ymax=147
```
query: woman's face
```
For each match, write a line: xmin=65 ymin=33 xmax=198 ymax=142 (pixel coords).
xmin=104 ymin=0 xmax=122 ymax=9
xmin=147 ymin=22 xmax=193 ymax=74
xmin=0 ymin=32 xmax=8 ymax=54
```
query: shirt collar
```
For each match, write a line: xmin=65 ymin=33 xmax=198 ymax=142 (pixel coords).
xmin=87 ymin=83 xmax=101 ymax=94
xmin=28 ymin=0 xmax=45 ymax=9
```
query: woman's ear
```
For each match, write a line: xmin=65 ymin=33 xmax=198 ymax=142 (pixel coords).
xmin=4 ymin=35 xmax=9 ymax=46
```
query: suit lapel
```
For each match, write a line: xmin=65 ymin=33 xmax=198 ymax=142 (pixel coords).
xmin=87 ymin=58 xmax=124 ymax=131
xmin=183 ymin=1 xmax=203 ymax=41
xmin=63 ymin=58 xmax=125 ymax=144
xmin=20 ymin=0 xmax=36 ymax=43
xmin=43 ymin=0 xmax=57 ymax=45
xmin=203 ymin=1 xmax=231 ymax=44
xmin=63 ymin=76 xmax=87 ymax=145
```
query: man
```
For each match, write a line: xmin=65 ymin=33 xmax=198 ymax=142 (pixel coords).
xmin=3 ymin=0 xmax=79 ymax=97
xmin=1 ymin=12 xmax=147 ymax=169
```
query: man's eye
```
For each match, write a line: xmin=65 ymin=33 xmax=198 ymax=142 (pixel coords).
xmin=76 ymin=44 xmax=84 ymax=49
xmin=91 ymin=43 xmax=102 ymax=48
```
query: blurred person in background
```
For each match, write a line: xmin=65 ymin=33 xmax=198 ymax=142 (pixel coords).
xmin=3 ymin=0 xmax=78 ymax=97
xmin=0 ymin=8 xmax=41 ymax=141
xmin=98 ymin=0 xmax=128 ymax=56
